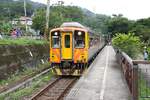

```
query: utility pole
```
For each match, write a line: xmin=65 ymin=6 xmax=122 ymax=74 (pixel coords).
xmin=24 ymin=0 xmax=27 ymax=32
xmin=44 ymin=0 xmax=50 ymax=40
xmin=8 ymin=8 xmax=10 ymax=20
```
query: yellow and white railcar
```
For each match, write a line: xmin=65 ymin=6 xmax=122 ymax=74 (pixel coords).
xmin=50 ymin=22 xmax=105 ymax=76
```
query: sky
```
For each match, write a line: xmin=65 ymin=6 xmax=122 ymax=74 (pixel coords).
xmin=31 ymin=0 xmax=150 ymax=20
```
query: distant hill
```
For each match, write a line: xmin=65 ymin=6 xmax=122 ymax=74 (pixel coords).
xmin=81 ymin=8 xmax=96 ymax=17
xmin=25 ymin=0 xmax=46 ymax=9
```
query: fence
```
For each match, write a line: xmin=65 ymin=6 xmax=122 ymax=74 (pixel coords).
xmin=115 ymin=49 xmax=150 ymax=100
xmin=138 ymin=64 xmax=150 ymax=99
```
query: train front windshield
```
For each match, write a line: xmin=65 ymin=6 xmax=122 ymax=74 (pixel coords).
xmin=51 ymin=31 xmax=60 ymax=48
xmin=74 ymin=31 xmax=85 ymax=48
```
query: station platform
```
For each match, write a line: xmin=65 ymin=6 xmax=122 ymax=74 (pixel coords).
xmin=65 ymin=46 xmax=131 ymax=100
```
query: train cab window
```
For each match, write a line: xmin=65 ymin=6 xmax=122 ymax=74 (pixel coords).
xmin=65 ymin=35 xmax=70 ymax=48
xmin=51 ymin=31 xmax=60 ymax=48
xmin=74 ymin=31 xmax=85 ymax=48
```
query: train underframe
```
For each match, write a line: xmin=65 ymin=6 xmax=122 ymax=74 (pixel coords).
xmin=51 ymin=62 xmax=88 ymax=76
xmin=51 ymin=48 xmax=101 ymax=76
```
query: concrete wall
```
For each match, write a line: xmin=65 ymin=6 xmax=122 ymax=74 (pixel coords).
xmin=0 ymin=44 xmax=49 ymax=79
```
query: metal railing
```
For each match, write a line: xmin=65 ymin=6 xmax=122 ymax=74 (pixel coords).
xmin=115 ymin=49 xmax=150 ymax=100
xmin=138 ymin=64 xmax=150 ymax=99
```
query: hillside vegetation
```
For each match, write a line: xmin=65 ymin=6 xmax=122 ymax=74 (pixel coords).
xmin=0 ymin=0 xmax=45 ymax=20
xmin=0 ymin=0 xmax=150 ymax=48
xmin=0 ymin=0 xmax=110 ymax=36
xmin=32 ymin=5 xmax=110 ymax=35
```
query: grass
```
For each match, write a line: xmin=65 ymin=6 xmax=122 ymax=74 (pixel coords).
xmin=0 ymin=38 xmax=48 ymax=45
xmin=139 ymin=74 xmax=150 ymax=100
xmin=0 ymin=71 xmax=53 ymax=100
xmin=0 ymin=62 xmax=50 ymax=87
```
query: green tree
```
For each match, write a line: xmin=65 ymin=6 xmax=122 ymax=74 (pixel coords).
xmin=0 ymin=0 xmax=34 ymax=20
xmin=112 ymin=33 xmax=142 ymax=59
xmin=51 ymin=6 xmax=84 ymax=22
xmin=0 ymin=22 xmax=12 ymax=34
xmin=32 ymin=8 xmax=46 ymax=34
xmin=107 ymin=15 xmax=132 ymax=36
xmin=32 ymin=5 xmax=110 ymax=38
xmin=130 ymin=18 xmax=150 ymax=44
xmin=32 ymin=6 xmax=84 ymax=36
xmin=83 ymin=14 xmax=110 ymax=34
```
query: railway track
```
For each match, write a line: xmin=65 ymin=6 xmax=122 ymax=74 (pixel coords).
xmin=31 ymin=77 xmax=78 ymax=100
xmin=0 ymin=67 xmax=51 ymax=96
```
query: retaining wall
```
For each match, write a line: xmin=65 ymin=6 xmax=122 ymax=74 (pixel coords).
xmin=0 ymin=44 xmax=49 ymax=79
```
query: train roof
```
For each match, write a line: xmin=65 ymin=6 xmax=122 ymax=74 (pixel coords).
xmin=50 ymin=22 xmax=100 ymax=37
xmin=50 ymin=22 xmax=88 ymax=32
xmin=50 ymin=27 xmax=88 ymax=32
xmin=60 ymin=22 xmax=85 ymax=28
xmin=60 ymin=22 xmax=95 ymax=34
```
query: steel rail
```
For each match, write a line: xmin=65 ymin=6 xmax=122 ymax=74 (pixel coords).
xmin=0 ymin=68 xmax=51 ymax=96
xmin=31 ymin=77 xmax=77 ymax=100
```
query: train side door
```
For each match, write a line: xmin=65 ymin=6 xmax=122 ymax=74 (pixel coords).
xmin=61 ymin=32 xmax=72 ymax=60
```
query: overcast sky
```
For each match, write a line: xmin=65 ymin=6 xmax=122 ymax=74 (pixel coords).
xmin=32 ymin=0 xmax=150 ymax=20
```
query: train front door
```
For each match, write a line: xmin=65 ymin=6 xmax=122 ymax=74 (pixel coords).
xmin=61 ymin=32 xmax=72 ymax=60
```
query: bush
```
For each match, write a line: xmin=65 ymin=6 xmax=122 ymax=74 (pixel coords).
xmin=0 ymin=22 xmax=12 ymax=35
xmin=112 ymin=33 xmax=142 ymax=59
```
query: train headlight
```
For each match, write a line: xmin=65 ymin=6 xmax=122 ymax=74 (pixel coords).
xmin=54 ymin=32 xmax=58 ymax=35
xmin=78 ymin=31 xmax=82 ymax=35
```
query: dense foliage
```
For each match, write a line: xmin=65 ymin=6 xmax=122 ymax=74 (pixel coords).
xmin=83 ymin=14 xmax=110 ymax=34
xmin=0 ymin=0 xmax=45 ymax=20
xmin=130 ymin=18 xmax=150 ymax=44
xmin=107 ymin=15 xmax=132 ymax=36
xmin=0 ymin=22 xmax=12 ymax=34
xmin=0 ymin=0 xmax=110 ymax=35
xmin=106 ymin=14 xmax=150 ymax=46
xmin=108 ymin=15 xmax=150 ymax=59
xmin=32 ymin=5 xmax=110 ymax=35
xmin=112 ymin=33 xmax=142 ymax=59
xmin=32 ymin=6 xmax=84 ymax=35
xmin=0 ymin=0 xmax=150 ymax=47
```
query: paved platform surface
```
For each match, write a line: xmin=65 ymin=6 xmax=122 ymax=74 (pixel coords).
xmin=65 ymin=46 xmax=131 ymax=100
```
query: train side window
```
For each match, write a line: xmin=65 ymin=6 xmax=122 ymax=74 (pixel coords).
xmin=90 ymin=38 xmax=93 ymax=47
xmin=74 ymin=31 xmax=85 ymax=48
xmin=51 ymin=31 xmax=60 ymax=48
xmin=65 ymin=35 xmax=70 ymax=48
